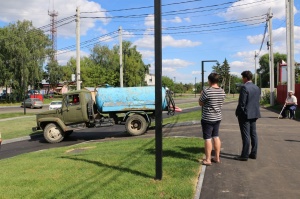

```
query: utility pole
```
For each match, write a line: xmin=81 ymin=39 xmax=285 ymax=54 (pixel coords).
xmin=267 ymin=8 xmax=274 ymax=106
xmin=76 ymin=7 xmax=81 ymax=90
xmin=119 ymin=26 xmax=123 ymax=87
xmin=286 ymin=0 xmax=295 ymax=93
xmin=254 ymin=51 xmax=258 ymax=85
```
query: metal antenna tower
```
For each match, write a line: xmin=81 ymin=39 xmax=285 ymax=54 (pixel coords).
xmin=48 ymin=10 xmax=58 ymax=62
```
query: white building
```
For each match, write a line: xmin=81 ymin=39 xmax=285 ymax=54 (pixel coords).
xmin=145 ymin=74 xmax=155 ymax=86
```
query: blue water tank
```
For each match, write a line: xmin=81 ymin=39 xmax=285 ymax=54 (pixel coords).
xmin=95 ymin=86 xmax=167 ymax=113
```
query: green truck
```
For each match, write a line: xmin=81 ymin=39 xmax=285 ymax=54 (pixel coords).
xmin=33 ymin=87 xmax=175 ymax=143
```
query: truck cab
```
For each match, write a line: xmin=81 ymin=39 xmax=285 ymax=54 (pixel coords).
xmin=34 ymin=90 xmax=93 ymax=143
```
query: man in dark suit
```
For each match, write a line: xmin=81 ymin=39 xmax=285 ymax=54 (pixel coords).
xmin=235 ymin=71 xmax=261 ymax=161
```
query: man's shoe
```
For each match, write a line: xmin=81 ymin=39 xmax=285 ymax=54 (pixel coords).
xmin=279 ymin=117 xmax=287 ymax=119
xmin=249 ymin=154 xmax=257 ymax=159
xmin=234 ymin=156 xmax=248 ymax=161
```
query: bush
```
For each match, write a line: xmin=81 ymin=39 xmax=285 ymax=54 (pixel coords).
xmin=260 ymin=90 xmax=277 ymax=105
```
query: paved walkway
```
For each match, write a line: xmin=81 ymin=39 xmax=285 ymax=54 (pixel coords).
xmin=200 ymin=102 xmax=300 ymax=199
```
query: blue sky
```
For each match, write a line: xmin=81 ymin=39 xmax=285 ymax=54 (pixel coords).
xmin=0 ymin=0 xmax=299 ymax=83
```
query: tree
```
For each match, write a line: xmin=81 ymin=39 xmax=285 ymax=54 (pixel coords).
xmin=0 ymin=20 xmax=52 ymax=101
xmin=116 ymin=41 xmax=148 ymax=87
xmin=212 ymin=58 xmax=230 ymax=92
xmin=229 ymin=75 xmax=242 ymax=94
xmin=45 ymin=60 xmax=63 ymax=92
xmin=296 ymin=64 xmax=300 ymax=84
xmin=258 ymin=53 xmax=287 ymax=88
xmin=162 ymin=76 xmax=174 ymax=90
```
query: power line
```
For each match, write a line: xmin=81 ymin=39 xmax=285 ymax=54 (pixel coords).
xmin=81 ymin=0 xmax=205 ymax=13
xmin=37 ymin=15 xmax=75 ymax=30
xmin=80 ymin=0 xmax=268 ymax=19
xmin=56 ymin=34 xmax=119 ymax=55
xmin=57 ymin=31 xmax=118 ymax=52
xmin=126 ymin=15 xmax=265 ymax=32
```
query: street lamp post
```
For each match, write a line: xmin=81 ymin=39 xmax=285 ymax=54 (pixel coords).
xmin=201 ymin=60 xmax=218 ymax=91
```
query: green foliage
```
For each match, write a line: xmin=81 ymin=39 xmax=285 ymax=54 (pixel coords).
xmin=162 ymin=76 xmax=174 ymax=89
xmin=229 ymin=75 xmax=243 ymax=94
xmin=295 ymin=65 xmax=300 ymax=84
xmin=59 ymin=41 xmax=149 ymax=88
xmin=260 ymin=90 xmax=277 ymax=105
xmin=0 ymin=20 xmax=52 ymax=101
xmin=212 ymin=58 xmax=230 ymax=93
xmin=258 ymin=53 xmax=287 ymax=88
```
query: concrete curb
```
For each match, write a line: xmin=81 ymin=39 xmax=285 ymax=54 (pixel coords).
xmin=2 ymin=134 xmax=43 ymax=145
xmin=194 ymin=165 xmax=206 ymax=199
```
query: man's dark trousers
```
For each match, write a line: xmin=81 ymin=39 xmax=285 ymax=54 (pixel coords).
xmin=238 ymin=116 xmax=258 ymax=158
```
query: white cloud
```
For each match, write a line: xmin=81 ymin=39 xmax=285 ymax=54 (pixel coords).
xmin=0 ymin=0 xmax=109 ymax=37
xmin=123 ymin=30 xmax=135 ymax=39
xmin=163 ymin=16 xmax=182 ymax=23
xmin=245 ymin=26 xmax=300 ymax=57
xmin=230 ymin=60 xmax=255 ymax=72
xmin=221 ymin=0 xmax=298 ymax=23
xmin=163 ymin=35 xmax=201 ymax=48
xmin=144 ymin=14 xmax=154 ymax=27
xmin=97 ymin=27 xmax=108 ymax=34
xmin=192 ymin=71 xmax=201 ymax=75
xmin=139 ymin=50 xmax=154 ymax=60
xmin=134 ymin=35 xmax=201 ymax=49
xmin=230 ymin=71 xmax=241 ymax=77
xmin=100 ymin=35 xmax=115 ymax=43
xmin=57 ymin=50 xmax=89 ymax=65
xmin=162 ymin=67 xmax=176 ymax=73
xmin=134 ymin=35 xmax=154 ymax=49
xmin=184 ymin=17 xmax=191 ymax=22
xmin=247 ymin=34 xmax=264 ymax=44
xmin=162 ymin=59 xmax=193 ymax=68
xmin=247 ymin=27 xmax=288 ymax=44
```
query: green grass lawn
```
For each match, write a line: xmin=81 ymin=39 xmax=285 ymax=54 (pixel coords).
xmin=163 ymin=111 xmax=201 ymax=125
xmin=0 ymin=112 xmax=36 ymax=119
xmin=0 ymin=137 xmax=204 ymax=199
xmin=0 ymin=116 xmax=40 ymax=139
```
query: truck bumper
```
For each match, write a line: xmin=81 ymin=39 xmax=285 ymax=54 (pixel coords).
xmin=32 ymin=127 xmax=41 ymax=132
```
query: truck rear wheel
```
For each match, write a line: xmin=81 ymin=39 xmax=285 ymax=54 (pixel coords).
xmin=44 ymin=123 xmax=64 ymax=143
xmin=125 ymin=114 xmax=148 ymax=136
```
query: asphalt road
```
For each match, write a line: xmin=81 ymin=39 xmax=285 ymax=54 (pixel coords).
xmin=0 ymin=105 xmax=49 ymax=114
xmin=0 ymin=98 xmax=200 ymax=160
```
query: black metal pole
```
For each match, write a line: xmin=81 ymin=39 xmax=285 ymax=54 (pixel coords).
xmin=201 ymin=61 xmax=204 ymax=92
xmin=201 ymin=60 xmax=218 ymax=91
xmin=154 ymin=0 xmax=162 ymax=180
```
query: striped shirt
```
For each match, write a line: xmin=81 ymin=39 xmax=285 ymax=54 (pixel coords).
xmin=199 ymin=87 xmax=225 ymax=121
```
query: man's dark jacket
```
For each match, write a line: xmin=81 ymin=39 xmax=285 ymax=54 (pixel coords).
xmin=235 ymin=81 xmax=261 ymax=119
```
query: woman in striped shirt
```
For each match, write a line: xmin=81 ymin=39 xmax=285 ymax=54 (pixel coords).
xmin=199 ymin=73 xmax=225 ymax=166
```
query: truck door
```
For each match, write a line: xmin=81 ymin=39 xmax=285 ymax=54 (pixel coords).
xmin=62 ymin=94 xmax=85 ymax=124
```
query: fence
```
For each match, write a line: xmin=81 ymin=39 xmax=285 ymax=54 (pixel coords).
xmin=277 ymin=84 xmax=300 ymax=105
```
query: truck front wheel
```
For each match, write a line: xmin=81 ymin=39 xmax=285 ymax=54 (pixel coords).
xmin=44 ymin=123 xmax=64 ymax=143
xmin=125 ymin=114 xmax=148 ymax=136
